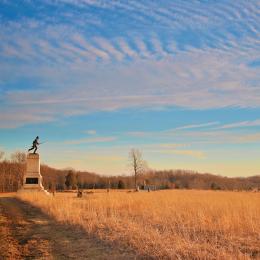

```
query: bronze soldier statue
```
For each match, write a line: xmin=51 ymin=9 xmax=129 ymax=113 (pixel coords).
xmin=28 ymin=136 xmax=40 ymax=154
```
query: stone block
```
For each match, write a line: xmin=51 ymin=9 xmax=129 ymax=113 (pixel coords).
xmin=18 ymin=153 xmax=49 ymax=194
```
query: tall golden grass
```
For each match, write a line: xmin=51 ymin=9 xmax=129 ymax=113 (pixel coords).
xmin=18 ymin=190 xmax=260 ymax=259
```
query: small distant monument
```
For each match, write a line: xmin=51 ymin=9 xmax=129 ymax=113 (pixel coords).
xmin=18 ymin=136 xmax=49 ymax=194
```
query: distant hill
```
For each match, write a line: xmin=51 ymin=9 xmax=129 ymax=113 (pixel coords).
xmin=0 ymin=158 xmax=259 ymax=192
xmin=139 ymin=170 xmax=260 ymax=191
xmin=40 ymin=165 xmax=260 ymax=191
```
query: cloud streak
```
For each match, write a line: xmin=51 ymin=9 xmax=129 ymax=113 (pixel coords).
xmin=219 ymin=119 xmax=260 ymax=129
xmin=174 ymin=122 xmax=220 ymax=131
xmin=153 ymin=149 xmax=206 ymax=159
xmin=63 ymin=136 xmax=117 ymax=145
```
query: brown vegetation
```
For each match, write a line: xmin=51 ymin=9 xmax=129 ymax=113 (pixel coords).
xmin=18 ymin=190 xmax=260 ymax=259
xmin=0 ymin=193 xmax=136 ymax=259
xmin=0 ymin=151 xmax=25 ymax=192
xmin=0 ymin=150 xmax=259 ymax=193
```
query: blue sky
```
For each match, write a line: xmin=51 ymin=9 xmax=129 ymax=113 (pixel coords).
xmin=0 ymin=0 xmax=259 ymax=176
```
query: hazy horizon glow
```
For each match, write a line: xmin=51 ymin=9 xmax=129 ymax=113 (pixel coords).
xmin=0 ymin=1 xmax=259 ymax=177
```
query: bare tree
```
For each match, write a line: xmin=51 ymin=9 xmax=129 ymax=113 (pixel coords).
xmin=0 ymin=151 xmax=4 ymax=161
xmin=11 ymin=151 xmax=26 ymax=164
xmin=11 ymin=151 xmax=26 ymax=189
xmin=129 ymin=149 xmax=147 ymax=191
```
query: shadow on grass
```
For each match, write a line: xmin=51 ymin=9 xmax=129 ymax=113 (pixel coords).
xmin=0 ymin=196 xmax=139 ymax=260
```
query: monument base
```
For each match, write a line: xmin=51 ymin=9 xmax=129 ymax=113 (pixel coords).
xmin=17 ymin=153 xmax=49 ymax=195
xmin=17 ymin=188 xmax=50 ymax=195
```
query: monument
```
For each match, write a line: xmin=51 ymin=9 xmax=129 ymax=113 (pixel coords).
xmin=18 ymin=137 xmax=49 ymax=194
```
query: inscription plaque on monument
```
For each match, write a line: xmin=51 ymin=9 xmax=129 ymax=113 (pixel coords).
xmin=25 ymin=178 xmax=39 ymax=184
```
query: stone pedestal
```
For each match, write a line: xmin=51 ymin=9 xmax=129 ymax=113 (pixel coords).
xmin=18 ymin=153 xmax=49 ymax=194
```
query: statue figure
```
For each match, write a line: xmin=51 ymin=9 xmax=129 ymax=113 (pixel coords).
xmin=28 ymin=136 xmax=40 ymax=154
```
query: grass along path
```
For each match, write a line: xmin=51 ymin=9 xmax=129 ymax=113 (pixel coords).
xmin=17 ymin=190 xmax=260 ymax=259
xmin=0 ymin=194 xmax=137 ymax=260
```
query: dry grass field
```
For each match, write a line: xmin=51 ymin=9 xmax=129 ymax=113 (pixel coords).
xmin=17 ymin=190 xmax=260 ymax=259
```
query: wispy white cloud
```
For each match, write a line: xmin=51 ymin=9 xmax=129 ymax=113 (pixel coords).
xmin=126 ymin=122 xmax=220 ymax=138
xmin=152 ymin=149 xmax=206 ymax=159
xmin=219 ymin=119 xmax=260 ymax=129
xmin=72 ymin=34 xmax=110 ymax=60
xmin=174 ymin=122 xmax=220 ymax=131
xmin=157 ymin=143 xmax=187 ymax=149
xmin=84 ymin=130 xmax=97 ymax=135
xmin=134 ymin=37 xmax=151 ymax=58
xmin=109 ymin=142 xmax=205 ymax=159
xmin=94 ymin=37 xmax=125 ymax=61
xmin=0 ymin=112 xmax=54 ymax=129
xmin=126 ymin=122 xmax=260 ymax=146
xmin=151 ymin=35 xmax=167 ymax=56
xmin=126 ymin=131 xmax=152 ymax=137
xmin=117 ymin=38 xmax=138 ymax=58
xmin=143 ymin=143 xmax=205 ymax=159
xmin=63 ymin=136 xmax=117 ymax=145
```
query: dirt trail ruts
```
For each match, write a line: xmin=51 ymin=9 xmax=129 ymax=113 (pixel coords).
xmin=0 ymin=195 xmax=137 ymax=260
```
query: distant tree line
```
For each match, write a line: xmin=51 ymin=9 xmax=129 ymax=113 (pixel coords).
xmin=0 ymin=150 xmax=259 ymax=192
xmin=0 ymin=151 xmax=26 ymax=192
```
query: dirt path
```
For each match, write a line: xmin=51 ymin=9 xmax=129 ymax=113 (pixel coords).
xmin=0 ymin=195 xmax=137 ymax=260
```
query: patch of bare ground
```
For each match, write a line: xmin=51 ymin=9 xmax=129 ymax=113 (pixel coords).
xmin=0 ymin=195 xmax=138 ymax=259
